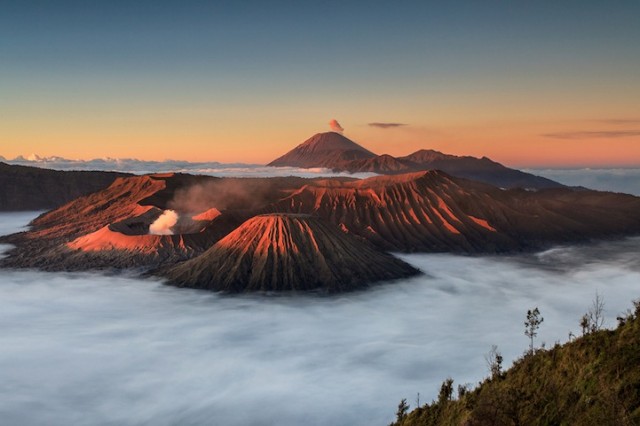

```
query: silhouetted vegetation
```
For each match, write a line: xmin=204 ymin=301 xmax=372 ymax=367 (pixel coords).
xmin=524 ymin=307 xmax=543 ymax=354
xmin=581 ymin=291 xmax=605 ymax=335
xmin=390 ymin=299 xmax=640 ymax=426
xmin=484 ymin=345 xmax=503 ymax=380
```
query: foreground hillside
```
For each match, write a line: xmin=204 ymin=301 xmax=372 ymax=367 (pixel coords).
xmin=390 ymin=301 xmax=640 ymax=426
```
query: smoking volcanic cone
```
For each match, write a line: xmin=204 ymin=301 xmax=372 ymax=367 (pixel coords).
xmin=161 ymin=214 xmax=419 ymax=293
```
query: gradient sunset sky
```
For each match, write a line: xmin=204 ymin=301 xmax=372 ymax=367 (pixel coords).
xmin=2 ymin=1 xmax=639 ymax=167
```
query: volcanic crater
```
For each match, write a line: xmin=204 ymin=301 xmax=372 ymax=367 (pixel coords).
xmin=2 ymin=135 xmax=640 ymax=293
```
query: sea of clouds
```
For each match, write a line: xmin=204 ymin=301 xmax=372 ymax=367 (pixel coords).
xmin=1 ymin=212 xmax=639 ymax=425
xmin=3 ymin=154 xmax=639 ymax=194
xmin=0 ymin=155 xmax=377 ymax=179
xmin=527 ymin=167 xmax=640 ymax=196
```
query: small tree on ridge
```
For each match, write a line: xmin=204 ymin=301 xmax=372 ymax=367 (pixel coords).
xmin=525 ymin=307 xmax=543 ymax=353
xmin=581 ymin=292 xmax=605 ymax=335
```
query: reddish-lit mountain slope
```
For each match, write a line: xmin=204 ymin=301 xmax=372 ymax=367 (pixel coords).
xmin=162 ymin=214 xmax=419 ymax=293
xmin=266 ymin=171 xmax=640 ymax=252
xmin=2 ymin=171 xmax=640 ymax=282
xmin=24 ymin=174 xmax=169 ymax=241
xmin=0 ymin=173 xmax=329 ymax=270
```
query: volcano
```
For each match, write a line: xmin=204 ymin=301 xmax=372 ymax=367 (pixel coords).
xmin=268 ymin=134 xmax=562 ymax=189
xmin=161 ymin=214 xmax=419 ymax=293
xmin=267 ymin=132 xmax=376 ymax=168
xmin=3 ymin=170 xmax=640 ymax=291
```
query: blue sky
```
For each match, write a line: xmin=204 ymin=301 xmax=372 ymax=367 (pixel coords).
xmin=2 ymin=1 xmax=639 ymax=165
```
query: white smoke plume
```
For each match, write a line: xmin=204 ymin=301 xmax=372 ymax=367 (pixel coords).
xmin=149 ymin=210 xmax=179 ymax=235
xmin=329 ymin=119 xmax=344 ymax=133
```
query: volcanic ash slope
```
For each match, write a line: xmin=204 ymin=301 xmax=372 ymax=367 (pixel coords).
xmin=161 ymin=214 xmax=420 ymax=293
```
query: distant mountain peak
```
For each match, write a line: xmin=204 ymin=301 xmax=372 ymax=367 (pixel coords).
xmin=297 ymin=132 xmax=374 ymax=153
xmin=268 ymin=133 xmax=563 ymax=189
xmin=268 ymin=132 xmax=376 ymax=168
xmin=399 ymin=149 xmax=452 ymax=162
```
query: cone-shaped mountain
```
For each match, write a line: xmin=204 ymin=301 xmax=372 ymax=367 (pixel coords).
xmin=161 ymin=214 xmax=419 ymax=293
xmin=268 ymin=132 xmax=376 ymax=168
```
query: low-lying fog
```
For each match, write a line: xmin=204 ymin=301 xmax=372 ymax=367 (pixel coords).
xmin=527 ymin=167 xmax=640 ymax=196
xmin=1 ymin=212 xmax=639 ymax=426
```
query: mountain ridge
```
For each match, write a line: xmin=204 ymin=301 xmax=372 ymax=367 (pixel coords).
xmin=268 ymin=133 xmax=562 ymax=189
xmin=3 ymin=170 xmax=640 ymax=287
xmin=390 ymin=300 xmax=640 ymax=425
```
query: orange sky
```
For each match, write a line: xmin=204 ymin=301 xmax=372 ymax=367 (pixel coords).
xmin=2 ymin=2 xmax=640 ymax=168
xmin=3 ymin=116 xmax=639 ymax=168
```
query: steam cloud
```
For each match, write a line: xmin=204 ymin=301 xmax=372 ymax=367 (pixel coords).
xmin=329 ymin=119 xmax=344 ymax=133
xmin=149 ymin=210 xmax=179 ymax=235
xmin=168 ymin=178 xmax=299 ymax=213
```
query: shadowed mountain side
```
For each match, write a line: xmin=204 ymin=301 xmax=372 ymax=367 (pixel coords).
xmin=0 ymin=161 xmax=129 ymax=211
xmin=265 ymin=171 xmax=640 ymax=252
xmin=341 ymin=149 xmax=562 ymax=189
xmin=336 ymin=154 xmax=413 ymax=173
xmin=268 ymin=132 xmax=376 ymax=168
xmin=161 ymin=214 xmax=420 ymax=293
xmin=397 ymin=149 xmax=562 ymax=189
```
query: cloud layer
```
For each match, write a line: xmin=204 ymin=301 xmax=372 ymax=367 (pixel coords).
xmin=527 ymin=168 xmax=640 ymax=196
xmin=4 ymin=155 xmax=639 ymax=196
xmin=1 ymin=155 xmax=376 ymax=179
xmin=592 ymin=119 xmax=640 ymax=125
xmin=1 ymin=213 xmax=639 ymax=426
xmin=368 ymin=122 xmax=407 ymax=129
xmin=542 ymin=130 xmax=640 ymax=139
